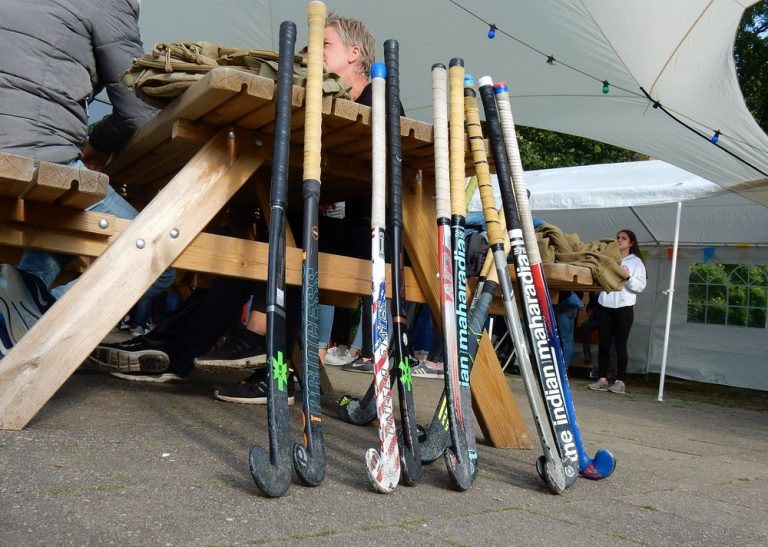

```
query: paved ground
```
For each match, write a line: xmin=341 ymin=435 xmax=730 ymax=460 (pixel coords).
xmin=1 ymin=361 xmax=767 ymax=546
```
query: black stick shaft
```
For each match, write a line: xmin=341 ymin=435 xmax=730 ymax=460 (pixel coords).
xmin=248 ymin=19 xmax=297 ymax=498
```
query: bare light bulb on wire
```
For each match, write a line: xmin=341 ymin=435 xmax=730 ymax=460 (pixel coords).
xmin=488 ymin=24 xmax=497 ymax=39
xmin=602 ymin=80 xmax=610 ymax=94
xmin=711 ymin=130 xmax=720 ymax=144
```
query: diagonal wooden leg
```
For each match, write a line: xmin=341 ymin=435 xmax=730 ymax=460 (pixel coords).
xmin=0 ymin=127 xmax=270 ymax=430
xmin=402 ymin=170 xmax=532 ymax=449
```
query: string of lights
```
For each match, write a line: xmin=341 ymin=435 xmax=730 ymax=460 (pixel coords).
xmin=446 ymin=0 xmax=768 ymax=175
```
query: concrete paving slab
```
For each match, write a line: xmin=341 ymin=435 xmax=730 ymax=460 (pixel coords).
xmin=1 ymin=364 xmax=766 ymax=546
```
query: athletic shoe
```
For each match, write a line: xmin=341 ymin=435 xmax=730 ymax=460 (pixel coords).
xmin=214 ymin=369 xmax=295 ymax=405
xmin=608 ymin=380 xmax=626 ymax=394
xmin=411 ymin=361 xmax=444 ymax=379
xmin=587 ymin=378 xmax=610 ymax=391
xmin=324 ymin=346 xmax=355 ymax=367
xmin=341 ymin=356 xmax=374 ymax=374
xmin=0 ymin=264 xmax=55 ymax=359
xmin=193 ymin=325 xmax=266 ymax=373
xmin=110 ymin=370 xmax=183 ymax=383
xmin=90 ymin=334 xmax=171 ymax=373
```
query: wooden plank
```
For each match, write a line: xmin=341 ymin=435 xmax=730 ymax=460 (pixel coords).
xmin=401 ymin=170 xmax=532 ymax=449
xmin=0 ymin=212 xmax=429 ymax=302
xmin=0 ymin=127 xmax=268 ymax=430
xmin=108 ymin=68 xmax=269 ymax=176
xmin=0 ymin=152 xmax=35 ymax=198
xmin=115 ymin=120 xmax=216 ymax=188
xmin=0 ymin=198 xmax=115 ymax=236
xmin=19 ymin=162 xmax=108 ymax=208
xmin=200 ymin=74 xmax=275 ymax=126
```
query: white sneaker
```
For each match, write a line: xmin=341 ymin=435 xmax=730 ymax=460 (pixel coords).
xmin=324 ymin=346 xmax=355 ymax=366
xmin=411 ymin=361 xmax=444 ymax=379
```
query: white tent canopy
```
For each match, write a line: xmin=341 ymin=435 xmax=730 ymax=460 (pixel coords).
xmin=137 ymin=0 xmax=768 ymax=204
xmin=469 ymin=160 xmax=768 ymax=392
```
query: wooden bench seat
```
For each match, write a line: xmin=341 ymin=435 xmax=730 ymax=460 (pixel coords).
xmin=0 ymin=151 xmax=109 ymax=209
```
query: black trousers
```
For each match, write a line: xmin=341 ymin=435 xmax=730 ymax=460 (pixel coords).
xmin=597 ymin=304 xmax=634 ymax=382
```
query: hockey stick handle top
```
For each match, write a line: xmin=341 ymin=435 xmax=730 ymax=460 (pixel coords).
xmin=464 ymin=73 xmax=475 ymax=87
xmin=449 ymin=57 xmax=464 ymax=68
xmin=278 ymin=21 xmax=297 ymax=44
xmin=477 ymin=75 xmax=493 ymax=88
xmin=371 ymin=62 xmax=386 ymax=79
xmin=431 ymin=62 xmax=446 ymax=71
xmin=493 ymin=82 xmax=508 ymax=93
xmin=384 ymin=39 xmax=399 ymax=64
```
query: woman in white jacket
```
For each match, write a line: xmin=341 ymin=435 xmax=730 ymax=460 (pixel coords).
xmin=588 ymin=230 xmax=647 ymax=394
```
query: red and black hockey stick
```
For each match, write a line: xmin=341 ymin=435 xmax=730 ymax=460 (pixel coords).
xmin=248 ymin=19 xmax=298 ymax=498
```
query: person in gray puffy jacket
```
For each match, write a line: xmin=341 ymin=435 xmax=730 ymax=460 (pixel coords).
xmin=0 ymin=0 xmax=174 ymax=359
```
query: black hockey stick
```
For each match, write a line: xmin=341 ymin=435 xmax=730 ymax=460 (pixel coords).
xmin=385 ymin=39 xmax=422 ymax=487
xmin=493 ymin=83 xmax=616 ymax=480
xmin=248 ymin=19 xmax=297 ymax=498
xmin=474 ymin=77 xmax=578 ymax=489
xmin=291 ymin=0 xmax=327 ymax=488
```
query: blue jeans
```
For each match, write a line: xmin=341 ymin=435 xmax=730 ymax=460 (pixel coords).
xmin=556 ymin=308 xmax=578 ymax=368
xmin=318 ymin=304 xmax=334 ymax=350
xmin=18 ymin=162 xmax=175 ymax=299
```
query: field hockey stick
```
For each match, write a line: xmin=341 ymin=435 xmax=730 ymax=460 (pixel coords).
xmin=248 ymin=19 xmax=298 ymax=498
xmin=383 ymin=39 xmax=422 ymax=487
xmin=493 ymin=83 xmax=616 ymax=480
xmin=428 ymin=59 xmax=472 ymax=491
xmin=449 ymin=63 xmax=479 ymax=482
xmin=470 ymin=76 xmax=578 ymax=491
xmin=290 ymin=0 xmax=327 ymax=488
xmin=364 ymin=61 xmax=401 ymax=494
xmin=420 ymin=245 xmax=496 ymax=464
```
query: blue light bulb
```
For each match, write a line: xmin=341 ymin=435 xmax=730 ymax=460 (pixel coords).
xmin=488 ymin=25 xmax=496 ymax=39
xmin=711 ymin=130 xmax=720 ymax=144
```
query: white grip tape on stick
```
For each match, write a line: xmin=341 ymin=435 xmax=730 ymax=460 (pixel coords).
xmin=371 ymin=73 xmax=386 ymax=230
xmin=432 ymin=65 xmax=450 ymax=220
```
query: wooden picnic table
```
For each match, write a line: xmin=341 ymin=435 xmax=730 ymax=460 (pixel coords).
xmin=0 ymin=68 xmax=595 ymax=449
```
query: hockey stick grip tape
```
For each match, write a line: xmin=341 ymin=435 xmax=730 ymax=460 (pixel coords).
xmin=463 ymin=81 xmax=503 ymax=247
xmin=494 ymin=84 xmax=542 ymax=264
xmin=431 ymin=64 xmax=450 ymax=221
xmin=371 ymin=63 xmax=387 ymax=230
xmin=384 ymin=40 xmax=403 ymax=228
xmin=271 ymin=21 xmax=297 ymax=200
xmin=448 ymin=59 xmax=466 ymax=217
xmin=303 ymin=1 xmax=326 ymax=182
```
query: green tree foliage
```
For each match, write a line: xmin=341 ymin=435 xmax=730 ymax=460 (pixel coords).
xmin=735 ymin=1 xmax=768 ymax=131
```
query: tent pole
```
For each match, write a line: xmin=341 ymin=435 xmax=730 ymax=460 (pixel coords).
xmin=657 ymin=201 xmax=682 ymax=402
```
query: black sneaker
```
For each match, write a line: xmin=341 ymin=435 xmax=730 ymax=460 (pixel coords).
xmin=89 ymin=334 xmax=171 ymax=373
xmin=341 ymin=356 xmax=374 ymax=374
xmin=194 ymin=325 xmax=266 ymax=373
xmin=214 ymin=369 xmax=295 ymax=405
